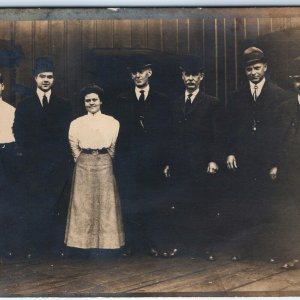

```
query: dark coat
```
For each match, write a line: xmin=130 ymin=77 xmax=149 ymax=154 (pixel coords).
xmin=113 ymin=87 xmax=172 ymax=186
xmin=171 ymin=91 xmax=226 ymax=181
xmin=13 ymin=92 xmax=72 ymax=160
xmin=276 ymin=94 xmax=300 ymax=181
xmin=227 ymin=80 xmax=287 ymax=175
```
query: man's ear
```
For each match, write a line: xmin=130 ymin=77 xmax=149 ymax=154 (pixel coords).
xmin=147 ymin=68 xmax=152 ymax=77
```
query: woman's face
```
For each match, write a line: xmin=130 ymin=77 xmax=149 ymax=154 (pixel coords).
xmin=84 ymin=93 xmax=101 ymax=114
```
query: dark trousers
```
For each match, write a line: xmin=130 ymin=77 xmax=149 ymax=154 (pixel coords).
xmin=224 ymin=163 xmax=280 ymax=258
xmin=151 ymin=170 xmax=225 ymax=255
xmin=21 ymin=152 xmax=73 ymax=255
xmin=0 ymin=142 xmax=25 ymax=253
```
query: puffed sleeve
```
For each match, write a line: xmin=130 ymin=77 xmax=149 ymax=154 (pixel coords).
xmin=107 ymin=119 xmax=120 ymax=159
xmin=69 ymin=119 xmax=81 ymax=161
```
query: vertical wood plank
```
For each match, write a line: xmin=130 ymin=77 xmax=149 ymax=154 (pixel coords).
xmin=96 ymin=20 xmax=113 ymax=48
xmin=189 ymin=19 xmax=204 ymax=57
xmin=147 ymin=19 xmax=162 ymax=51
xmin=113 ymin=20 xmax=132 ymax=48
xmin=81 ymin=20 xmax=96 ymax=87
xmin=235 ymin=17 xmax=246 ymax=86
xmin=290 ymin=17 xmax=300 ymax=28
xmin=66 ymin=20 xmax=82 ymax=114
xmin=245 ymin=18 xmax=258 ymax=41
xmin=162 ymin=19 xmax=178 ymax=54
xmin=0 ymin=21 xmax=12 ymax=40
xmin=15 ymin=20 xmax=33 ymax=103
xmin=178 ymin=19 xmax=189 ymax=55
xmin=34 ymin=21 xmax=49 ymax=57
xmin=217 ymin=18 xmax=226 ymax=102
xmin=49 ymin=20 xmax=66 ymax=98
xmin=131 ymin=20 xmax=146 ymax=48
xmin=225 ymin=18 xmax=238 ymax=101
xmin=258 ymin=18 xmax=272 ymax=36
xmin=271 ymin=18 xmax=287 ymax=32
xmin=203 ymin=18 xmax=216 ymax=96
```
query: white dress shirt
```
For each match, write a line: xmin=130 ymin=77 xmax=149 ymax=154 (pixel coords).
xmin=135 ymin=84 xmax=150 ymax=100
xmin=0 ymin=98 xmax=15 ymax=143
xmin=36 ymin=88 xmax=51 ymax=106
xmin=185 ymin=88 xmax=200 ymax=103
xmin=298 ymin=94 xmax=300 ymax=105
xmin=69 ymin=111 xmax=120 ymax=161
xmin=249 ymin=78 xmax=265 ymax=100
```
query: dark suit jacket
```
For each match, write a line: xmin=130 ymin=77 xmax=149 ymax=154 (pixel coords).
xmin=13 ymin=92 xmax=72 ymax=160
xmin=227 ymin=80 xmax=287 ymax=173
xmin=113 ymin=87 xmax=172 ymax=183
xmin=171 ymin=91 xmax=226 ymax=181
xmin=276 ymin=94 xmax=300 ymax=179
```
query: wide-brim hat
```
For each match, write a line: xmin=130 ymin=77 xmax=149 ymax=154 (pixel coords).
xmin=243 ymin=47 xmax=266 ymax=66
xmin=127 ymin=56 xmax=152 ymax=73
xmin=33 ymin=56 xmax=55 ymax=76
xmin=178 ymin=55 xmax=204 ymax=73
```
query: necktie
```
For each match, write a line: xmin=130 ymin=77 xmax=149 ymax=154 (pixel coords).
xmin=185 ymin=93 xmax=193 ymax=116
xmin=138 ymin=90 xmax=145 ymax=118
xmin=42 ymin=94 xmax=48 ymax=109
xmin=253 ymin=85 xmax=258 ymax=101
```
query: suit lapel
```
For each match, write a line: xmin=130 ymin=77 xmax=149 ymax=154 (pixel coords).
xmin=186 ymin=91 xmax=203 ymax=115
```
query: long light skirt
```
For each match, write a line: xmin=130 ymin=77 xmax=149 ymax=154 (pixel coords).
xmin=64 ymin=152 xmax=125 ymax=249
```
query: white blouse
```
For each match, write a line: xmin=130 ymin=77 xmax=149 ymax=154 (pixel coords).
xmin=69 ymin=111 xmax=119 ymax=161
xmin=0 ymin=99 xmax=15 ymax=143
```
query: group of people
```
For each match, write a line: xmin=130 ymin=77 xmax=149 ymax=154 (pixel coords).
xmin=1 ymin=46 xmax=300 ymax=269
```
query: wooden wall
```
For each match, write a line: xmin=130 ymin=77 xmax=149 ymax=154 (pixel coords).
xmin=0 ymin=9 xmax=300 ymax=109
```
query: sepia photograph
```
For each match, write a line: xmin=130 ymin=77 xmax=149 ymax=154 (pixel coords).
xmin=1 ymin=7 xmax=300 ymax=296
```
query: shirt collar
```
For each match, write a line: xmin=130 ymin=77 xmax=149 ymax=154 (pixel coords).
xmin=36 ymin=88 xmax=51 ymax=101
xmin=249 ymin=77 xmax=265 ymax=91
xmin=185 ymin=88 xmax=200 ymax=103
xmin=135 ymin=84 xmax=150 ymax=99
xmin=298 ymin=94 xmax=300 ymax=105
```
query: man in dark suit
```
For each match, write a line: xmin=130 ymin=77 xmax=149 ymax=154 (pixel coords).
xmin=226 ymin=47 xmax=287 ymax=261
xmin=167 ymin=56 xmax=226 ymax=259
xmin=114 ymin=57 xmax=172 ymax=256
xmin=272 ymin=58 xmax=300 ymax=269
xmin=13 ymin=57 xmax=72 ymax=258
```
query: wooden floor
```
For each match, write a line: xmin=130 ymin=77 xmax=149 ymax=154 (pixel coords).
xmin=1 ymin=252 xmax=300 ymax=297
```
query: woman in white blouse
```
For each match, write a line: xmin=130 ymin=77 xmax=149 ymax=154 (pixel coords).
xmin=64 ymin=84 xmax=124 ymax=251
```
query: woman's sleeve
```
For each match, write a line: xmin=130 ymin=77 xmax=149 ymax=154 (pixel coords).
xmin=108 ymin=120 xmax=120 ymax=159
xmin=69 ymin=120 xmax=81 ymax=161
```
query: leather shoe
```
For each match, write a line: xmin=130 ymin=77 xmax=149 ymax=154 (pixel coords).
xmin=160 ymin=248 xmax=178 ymax=258
xmin=2 ymin=250 xmax=15 ymax=260
xmin=281 ymin=259 xmax=299 ymax=270
xmin=231 ymin=255 xmax=240 ymax=262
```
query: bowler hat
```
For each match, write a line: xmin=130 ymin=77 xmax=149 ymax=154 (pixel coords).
xmin=179 ymin=56 xmax=204 ymax=73
xmin=243 ymin=47 xmax=266 ymax=66
xmin=33 ymin=56 xmax=55 ymax=76
xmin=289 ymin=57 xmax=300 ymax=78
xmin=127 ymin=56 xmax=152 ymax=73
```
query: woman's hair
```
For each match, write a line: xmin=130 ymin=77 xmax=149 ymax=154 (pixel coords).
xmin=80 ymin=84 xmax=104 ymax=101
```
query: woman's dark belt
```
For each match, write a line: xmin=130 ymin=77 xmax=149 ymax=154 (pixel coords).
xmin=81 ymin=148 xmax=108 ymax=155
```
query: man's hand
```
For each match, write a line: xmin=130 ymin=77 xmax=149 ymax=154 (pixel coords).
xmin=163 ymin=165 xmax=170 ymax=178
xmin=227 ymin=155 xmax=237 ymax=170
xmin=269 ymin=166 xmax=278 ymax=180
xmin=207 ymin=162 xmax=219 ymax=174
